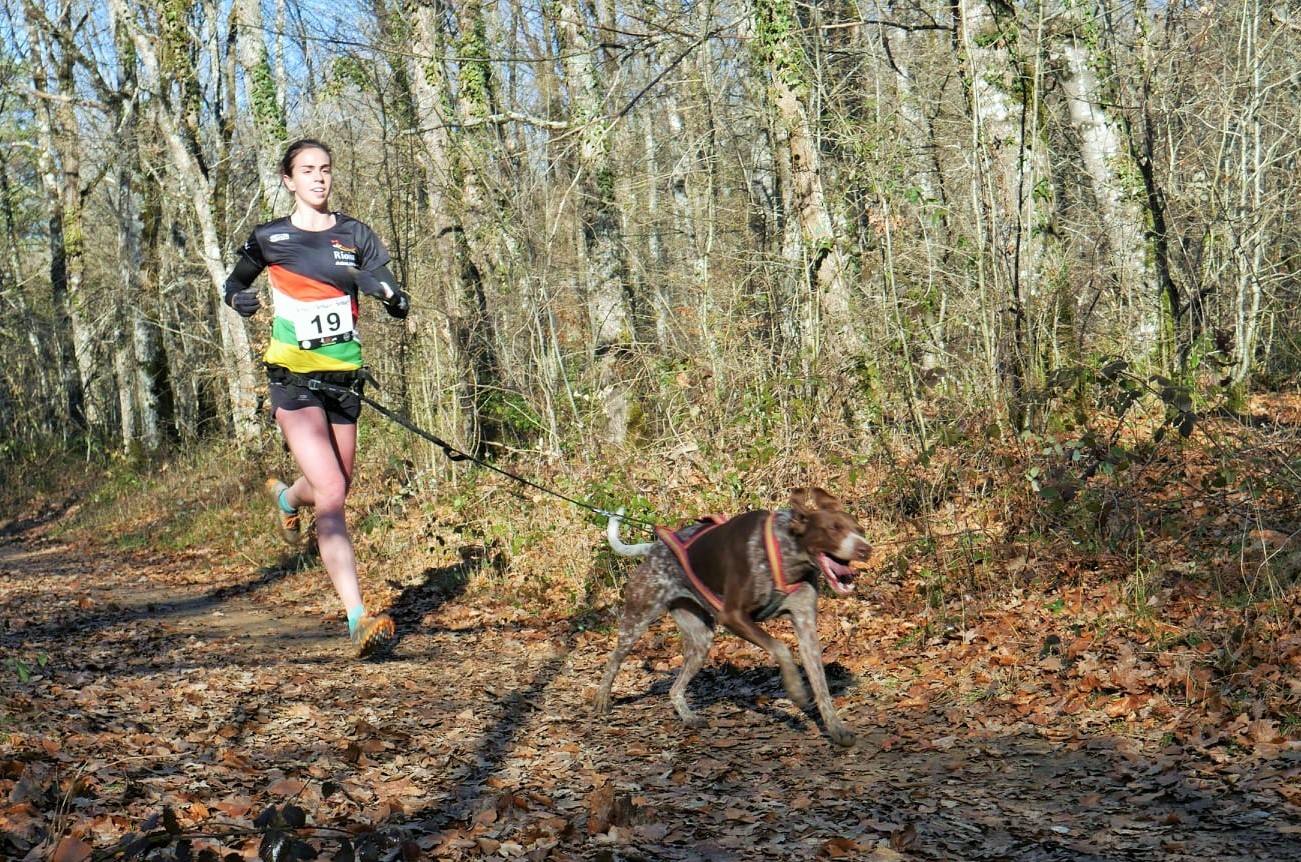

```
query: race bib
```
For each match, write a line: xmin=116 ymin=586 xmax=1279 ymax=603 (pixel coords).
xmin=274 ymin=293 xmax=355 ymax=349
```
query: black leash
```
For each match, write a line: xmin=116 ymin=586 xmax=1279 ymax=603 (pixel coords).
xmin=300 ymin=372 xmax=660 ymax=533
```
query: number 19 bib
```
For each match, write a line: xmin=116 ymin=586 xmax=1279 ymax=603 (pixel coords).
xmin=274 ymin=293 xmax=355 ymax=349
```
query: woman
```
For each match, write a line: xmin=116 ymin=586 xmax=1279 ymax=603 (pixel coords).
xmin=223 ymin=138 xmax=409 ymax=658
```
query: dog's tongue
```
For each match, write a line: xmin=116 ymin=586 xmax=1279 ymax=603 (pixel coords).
xmin=817 ymin=554 xmax=856 ymax=595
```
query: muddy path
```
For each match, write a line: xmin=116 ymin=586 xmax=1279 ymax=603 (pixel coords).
xmin=2 ymin=525 xmax=1300 ymax=861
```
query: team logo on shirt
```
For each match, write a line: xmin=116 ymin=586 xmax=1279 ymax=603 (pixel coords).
xmin=269 ymin=233 xmax=290 ymax=242
xmin=331 ymin=239 xmax=358 ymax=267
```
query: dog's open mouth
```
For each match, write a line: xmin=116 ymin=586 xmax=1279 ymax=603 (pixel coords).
xmin=816 ymin=553 xmax=856 ymax=595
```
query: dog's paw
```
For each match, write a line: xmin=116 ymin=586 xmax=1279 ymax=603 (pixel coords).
xmin=680 ymin=713 xmax=709 ymax=729
xmin=828 ymin=724 xmax=856 ymax=748
xmin=593 ymin=692 xmax=612 ymax=716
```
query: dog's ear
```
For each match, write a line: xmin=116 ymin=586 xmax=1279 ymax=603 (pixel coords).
xmin=789 ymin=488 xmax=816 ymax=534
xmin=789 ymin=487 xmax=817 ymax=513
xmin=809 ymin=487 xmax=843 ymax=511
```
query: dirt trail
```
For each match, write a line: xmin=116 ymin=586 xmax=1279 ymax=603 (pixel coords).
xmin=2 ymin=524 xmax=1300 ymax=861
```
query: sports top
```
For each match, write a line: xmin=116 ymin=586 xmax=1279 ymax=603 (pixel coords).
xmin=225 ymin=214 xmax=391 ymax=373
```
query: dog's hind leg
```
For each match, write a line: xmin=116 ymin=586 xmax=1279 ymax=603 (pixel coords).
xmin=594 ymin=572 xmax=668 ymax=716
xmin=785 ymin=584 xmax=855 ymax=747
xmin=668 ymin=603 xmax=715 ymax=728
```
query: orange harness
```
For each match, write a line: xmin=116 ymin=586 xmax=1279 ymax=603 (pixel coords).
xmin=655 ymin=511 xmax=801 ymax=619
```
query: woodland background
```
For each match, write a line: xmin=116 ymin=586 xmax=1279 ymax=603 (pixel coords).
xmin=2 ymin=0 xmax=1301 ymax=858
xmin=2 ymin=0 xmax=1297 ymax=457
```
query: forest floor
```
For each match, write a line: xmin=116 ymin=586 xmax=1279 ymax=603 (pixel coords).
xmin=4 ymin=392 xmax=1301 ymax=860
xmin=3 ymin=499 xmax=1301 ymax=861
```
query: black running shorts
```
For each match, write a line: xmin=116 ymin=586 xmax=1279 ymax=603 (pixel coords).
xmin=266 ymin=365 xmax=363 ymax=425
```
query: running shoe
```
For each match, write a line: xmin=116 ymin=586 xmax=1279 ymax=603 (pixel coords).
xmin=351 ymin=613 xmax=396 ymax=659
xmin=265 ymin=478 xmax=301 ymax=547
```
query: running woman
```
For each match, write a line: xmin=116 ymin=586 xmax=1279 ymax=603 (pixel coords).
xmin=223 ymin=138 xmax=410 ymax=658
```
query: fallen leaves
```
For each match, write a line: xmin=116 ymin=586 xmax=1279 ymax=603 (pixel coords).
xmin=3 ymin=483 xmax=1301 ymax=862
xmin=49 ymin=835 xmax=92 ymax=862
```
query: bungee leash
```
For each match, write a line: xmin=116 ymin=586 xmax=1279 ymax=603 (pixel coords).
xmin=300 ymin=371 xmax=661 ymax=534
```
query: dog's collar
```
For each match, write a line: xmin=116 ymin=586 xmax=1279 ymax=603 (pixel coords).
xmin=763 ymin=511 xmax=800 ymax=595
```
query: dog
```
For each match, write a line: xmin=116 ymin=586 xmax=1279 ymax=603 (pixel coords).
xmin=595 ymin=487 xmax=870 ymax=747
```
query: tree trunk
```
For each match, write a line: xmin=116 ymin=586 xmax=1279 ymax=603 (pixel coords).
xmin=751 ymin=0 xmax=857 ymax=359
xmin=955 ymin=0 xmax=1052 ymax=422
xmin=404 ymin=0 xmax=511 ymax=453
xmin=21 ymin=4 xmax=89 ymax=431
xmin=552 ymin=0 xmax=633 ymax=441
xmin=114 ymin=0 xmax=261 ymax=440
xmin=1231 ymin=0 xmax=1266 ymax=390
xmin=134 ymin=175 xmax=171 ymax=447
xmin=1056 ymin=11 xmax=1154 ymax=351
xmin=233 ymin=0 xmax=288 ymax=216
xmin=0 ymin=148 xmax=55 ymax=435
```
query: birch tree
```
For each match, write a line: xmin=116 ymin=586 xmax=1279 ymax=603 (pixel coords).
xmin=111 ymin=0 xmax=260 ymax=440
xmin=233 ymin=0 xmax=287 ymax=216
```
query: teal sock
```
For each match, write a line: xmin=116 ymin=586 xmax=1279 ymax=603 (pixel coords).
xmin=277 ymin=489 xmax=297 ymax=514
xmin=346 ymin=605 xmax=366 ymax=636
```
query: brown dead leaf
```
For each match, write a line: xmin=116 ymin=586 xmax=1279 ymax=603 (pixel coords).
xmin=891 ymin=821 xmax=918 ymax=851
xmin=1246 ymin=718 xmax=1283 ymax=745
xmin=51 ymin=835 xmax=93 ymax=862
xmin=819 ymin=837 xmax=864 ymax=858
xmin=866 ymin=848 xmax=908 ymax=862
xmin=214 ymin=798 xmax=252 ymax=818
xmin=266 ymin=778 xmax=306 ymax=797
xmin=0 ymin=802 xmax=42 ymax=842
xmin=586 ymin=784 xmax=614 ymax=834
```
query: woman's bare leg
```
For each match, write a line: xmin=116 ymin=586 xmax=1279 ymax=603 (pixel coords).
xmin=276 ymin=406 xmax=362 ymax=612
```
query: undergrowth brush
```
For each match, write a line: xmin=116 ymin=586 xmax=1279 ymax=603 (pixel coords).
xmin=4 ymin=381 xmax=1298 ymax=729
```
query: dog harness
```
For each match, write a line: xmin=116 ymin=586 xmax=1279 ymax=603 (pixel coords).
xmin=656 ymin=511 xmax=802 ymax=621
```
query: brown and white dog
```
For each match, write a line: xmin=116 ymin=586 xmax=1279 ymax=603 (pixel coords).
xmin=596 ymin=488 xmax=870 ymax=746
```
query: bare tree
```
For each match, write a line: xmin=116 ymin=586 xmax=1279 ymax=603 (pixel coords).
xmin=111 ymin=0 xmax=261 ymax=440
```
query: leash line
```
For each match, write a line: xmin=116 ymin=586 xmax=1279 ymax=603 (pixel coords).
xmin=303 ymin=375 xmax=661 ymax=533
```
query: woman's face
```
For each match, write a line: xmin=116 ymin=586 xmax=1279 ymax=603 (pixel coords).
xmin=282 ymin=147 xmax=332 ymax=210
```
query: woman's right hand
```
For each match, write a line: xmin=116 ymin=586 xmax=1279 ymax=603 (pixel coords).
xmin=229 ymin=290 xmax=261 ymax=317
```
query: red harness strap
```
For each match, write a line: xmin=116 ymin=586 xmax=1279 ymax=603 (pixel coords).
xmin=656 ymin=512 xmax=798 ymax=613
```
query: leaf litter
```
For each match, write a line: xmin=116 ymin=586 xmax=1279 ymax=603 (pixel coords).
xmin=3 ymin=441 xmax=1301 ymax=860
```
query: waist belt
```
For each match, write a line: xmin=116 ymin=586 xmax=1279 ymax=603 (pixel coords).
xmin=266 ymin=364 xmax=373 ymax=393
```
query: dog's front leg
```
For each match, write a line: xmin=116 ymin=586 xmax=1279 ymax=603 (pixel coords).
xmin=719 ymin=578 xmax=810 ymax=710
xmin=786 ymin=584 xmax=855 ymax=747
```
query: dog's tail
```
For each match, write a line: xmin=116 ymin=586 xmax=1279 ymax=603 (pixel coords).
xmin=607 ymin=509 xmax=656 ymax=557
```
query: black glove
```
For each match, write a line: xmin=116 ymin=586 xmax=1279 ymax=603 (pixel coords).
xmin=384 ymin=290 xmax=410 ymax=320
xmin=228 ymin=290 xmax=260 ymax=317
xmin=351 ymin=267 xmax=409 ymax=319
